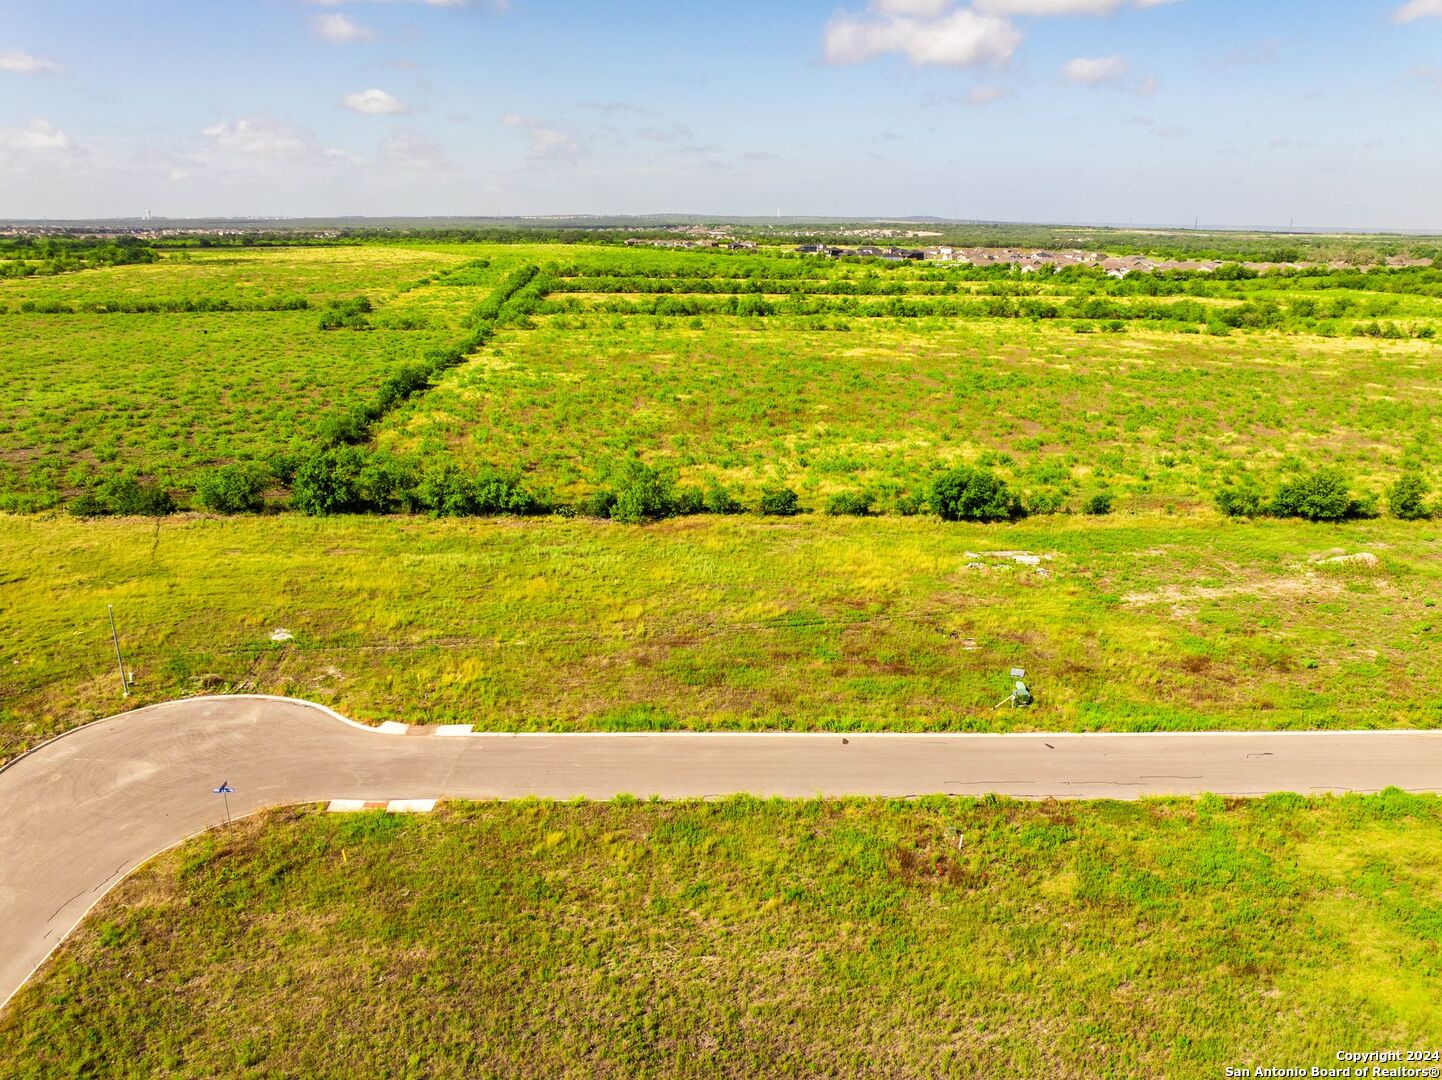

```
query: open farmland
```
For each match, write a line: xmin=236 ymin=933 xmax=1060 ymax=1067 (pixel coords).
xmin=4 ymin=794 xmax=1440 ymax=1077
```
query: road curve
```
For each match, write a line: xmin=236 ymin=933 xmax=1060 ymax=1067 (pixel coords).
xmin=3 ymin=694 xmax=1441 ymax=1010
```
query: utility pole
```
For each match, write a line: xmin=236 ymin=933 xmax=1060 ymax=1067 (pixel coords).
xmin=108 ymin=604 xmax=129 ymax=697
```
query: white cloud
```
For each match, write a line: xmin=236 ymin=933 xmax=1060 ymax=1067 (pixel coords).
xmin=0 ymin=48 xmax=62 ymax=74
xmin=875 ymin=0 xmax=952 ymax=13
xmin=974 ymin=0 xmax=1176 ymax=13
xmin=311 ymin=14 xmax=375 ymax=43
xmin=200 ymin=117 xmax=355 ymax=164
xmin=825 ymin=5 xmax=1021 ymax=67
xmin=1394 ymin=0 xmax=1442 ymax=21
xmin=1406 ymin=62 xmax=1442 ymax=93
xmin=967 ymin=84 xmax=1011 ymax=105
xmin=0 ymin=118 xmax=73 ymax=153
xmin=309 ymin=0 xmax=499 ymax=8
xmin=343 ymin=88 xmax=407 ymax=114
xmin=1135 ymin=74 xmax=1159 ymax=96
xmin=638 ymin=122 xmax=695 ymax=143
xmin=379 ymin=130 xmax=452 ymax=170
xmin=500 ymin=112 xmax=585 ymax=163
xmin=1062 ymin=54 xmax=1130 ymax=85
xmin=0 ymin=119 xmax=84 ymax=171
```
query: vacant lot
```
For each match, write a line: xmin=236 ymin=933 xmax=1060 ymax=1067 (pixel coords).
xmin=0 ymin=312 xmax=464 ymax=508
xmin=3 ymin=794 xmax=1439 ymax=1077
xmin=2 ymin=512 xmax=1438 ymax=760
xmin=376 ymin=314 xmax=1442 ymax=509
xmin=1 ymin=242 xmax=1439 ymax=514
xmin=0 ymin=245 xmax=531 ymax=508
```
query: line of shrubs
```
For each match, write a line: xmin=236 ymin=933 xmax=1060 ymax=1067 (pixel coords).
xmin=74 ymin=456 xmax=1112 ymax=526
xmin=5 ymin=295 xmax=312 ymax=316
xmin=311 ymin=264 xmax=541 ymax=448
xmin=1214 ymin=469 xmax=1435 ymax=521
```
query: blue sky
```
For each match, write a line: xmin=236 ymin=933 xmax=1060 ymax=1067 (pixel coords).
xmin=2 ymin=0 xmax=1440 ymax=227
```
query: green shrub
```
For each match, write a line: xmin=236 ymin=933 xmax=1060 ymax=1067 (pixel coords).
xmin=292 ymin=448 xmax=364 ymax=516
xmin=929 ymin=467 xmax=1022 ymax=523
xmin=415 ymin=463 xmax=476 ymax=517
xmin=608 ymin=461 xmax=678 ymax=524
xmin=268 ymin=451 xmax=302 ymax=486
xmin=759 ymin=486 xmax=801 ymax=516
xmin=473 ymin=468 xmax=549 ymax=516
xmin=1270 ymin=469 xmax=1353 ymax=522
xmin=671 ymin=486 xmax=703 ymax=515
xmin=373 ymin=364 xmax=431 ymax=412
xmin=1388 ymin=474 xmax=1433 ymax=520
xmin=1082 ymin=491 xmax=1115 ymax=516
xmin=197 ymin=463 xmax=268 ymax=514
xmin=1215 ymin=486 xmax=1266 ymax=517
xmin=702 ymin=480 xmax=743 ymax=515
xmin=94 ymin=475 xmax=175 ymax=516
xmin=291 ymin=447 xmax=411 ymax=515
xmin=825 ymin=490 xmax=874 ymax=516
xmin=584 ymin=488 xmax=618 ymax=519
xmin=890 ymin=492 xmax=923 ymax=516
xmin=318 ymin=296 xmax=373 ymax=331
xmin=1025 ymin=491 xmax=1065 ymax=516
xmin=315 ymin=407 xmax=375 ymax=447
xmin=67 ymin=491 xmax=105 ymax=518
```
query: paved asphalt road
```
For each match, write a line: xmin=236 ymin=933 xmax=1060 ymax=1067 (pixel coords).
xmin=3 ymin=694 xmax=1441 ymax=1011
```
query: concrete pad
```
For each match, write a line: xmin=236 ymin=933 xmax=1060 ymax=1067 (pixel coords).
xmin=386 ymin=799 xmax=437 ymax=813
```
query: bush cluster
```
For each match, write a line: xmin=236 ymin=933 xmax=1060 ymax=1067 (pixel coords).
xmin=414 ymin=463 xmax=550 ymax=517
xmin=196 ymin=463 xmax=270 ymax=514
xmin=318 ymin=296 xmax=373 ymax=331
xmin=69 ymin=476 xmax=175 ymax=518
xmin=1388 ymin=474 xmax=1434 ymax=520
xmin=929 ymin=467 xmax=1023 ymax=523
xmin=585 ymin=462 xmax=746 ymax=524
xmin=1213 ymin=468 xmax=1426 ymax=521
xmin=825 ymin=490 xmax=874 ymax=516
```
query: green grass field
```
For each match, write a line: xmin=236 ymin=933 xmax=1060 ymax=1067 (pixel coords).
xmin=0 ymin=245 xmax=536 ymax=509
xmin=1 ymin=242 xmax=1439 ymax=513
xmin=376 ymin=314 xmax=1442 ymax=510
xmin=3 ymin=236 xmax=1441 ymax=1075
xmin=3 ymin=512 xmax=1438 ymax=760
xmin=3 ymin=793 xmax=1439 ymax=1078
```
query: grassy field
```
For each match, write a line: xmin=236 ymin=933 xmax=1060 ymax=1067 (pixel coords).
xmin=0 ymin=312 xmax=461 ymax=508
xmin=0 ymin=245 xmax=535 ymax=509
xmin=3 ymin=793 xmax=1440 ymax=1077
xmin=376 ymin=314 xmax=1442 ymax=510
xmin=3 ymin=512 xmax=1439 ymax=760
xmin=0 ymin=241 xmax=1439 ymax=514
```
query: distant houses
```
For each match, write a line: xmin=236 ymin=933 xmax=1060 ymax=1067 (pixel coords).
xmin=786 ymin=242 xmax=1245 ymax=275
xmin=793 ymin=244 xmax=924 ymax=260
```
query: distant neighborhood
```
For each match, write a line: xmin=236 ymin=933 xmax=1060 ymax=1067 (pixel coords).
xmin=791 ymin=245 xmax=1431 ymax=275
xmin=617 ymin=235 xmax=1431 ymax=274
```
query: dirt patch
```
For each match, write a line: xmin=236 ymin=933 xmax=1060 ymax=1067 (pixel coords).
xmin=1122 ymin=573 xmax=1343 ymax=612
